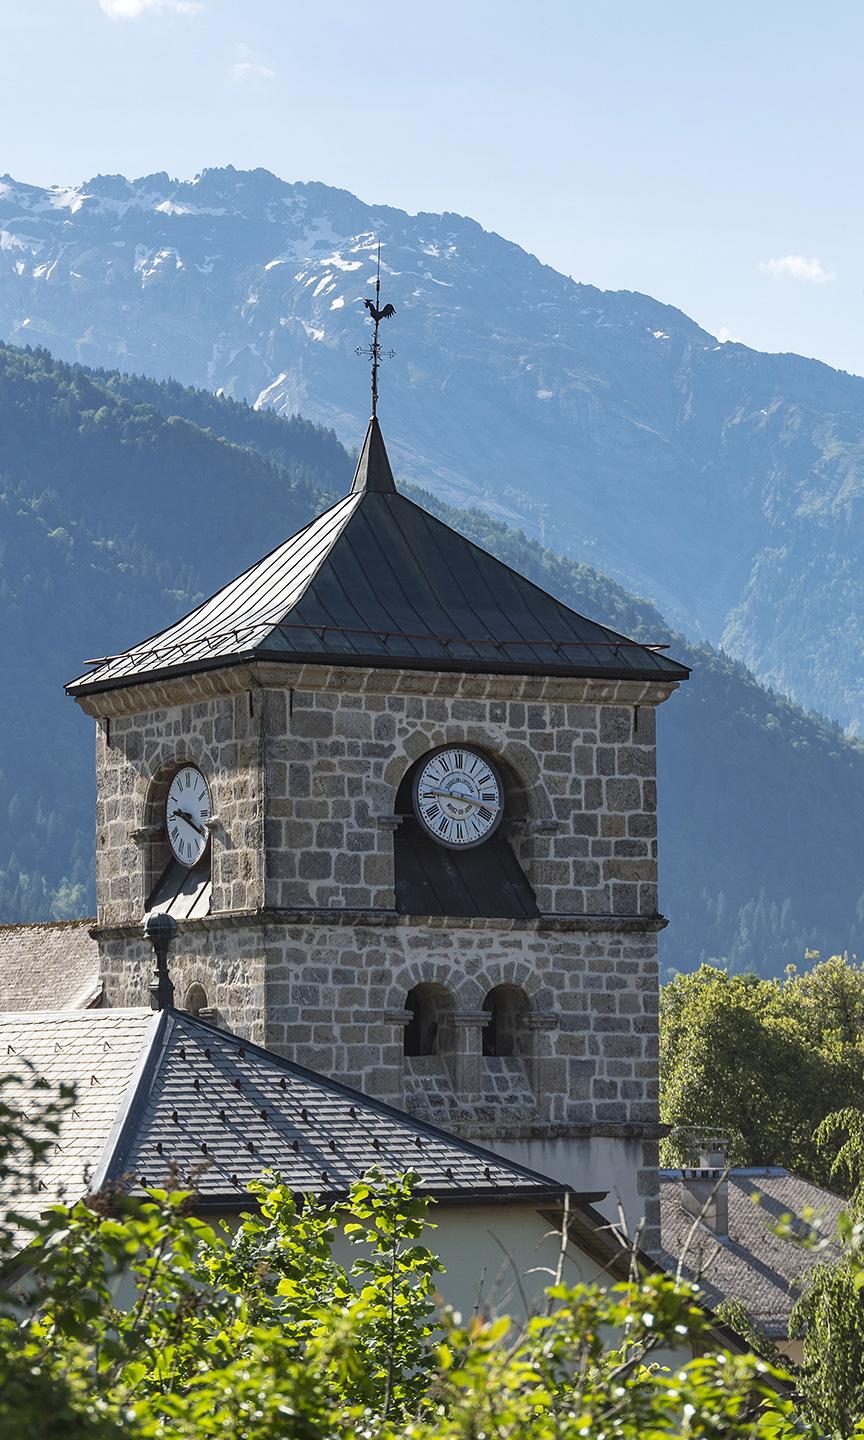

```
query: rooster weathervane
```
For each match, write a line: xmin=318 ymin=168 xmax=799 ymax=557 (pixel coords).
xmin=356 ymin=241 xmax=395 ymax=418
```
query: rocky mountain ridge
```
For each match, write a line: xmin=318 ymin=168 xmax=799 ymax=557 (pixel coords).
xmin=1 ymin=167 xmax=864 ymax=732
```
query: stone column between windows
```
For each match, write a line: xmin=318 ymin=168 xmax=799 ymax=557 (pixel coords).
xmin=451 ymin=1011 xmax=489 ymax=1099
xmin=523 ymin=1010 xmax=559 ymax=1119
xmin=384 ymin=1008 xmax=412 ymax=1105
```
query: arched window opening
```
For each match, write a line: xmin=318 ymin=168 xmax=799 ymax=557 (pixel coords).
xmin=403 ymin=982 xmax=454 ymax=1057
xmin=184 ymin=982 xmax=210 ymax=1017
xmin=482 ymin=984 xmax=528 ymax=1058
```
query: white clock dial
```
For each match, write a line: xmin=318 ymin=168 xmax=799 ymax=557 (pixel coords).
xmin=165 ymin=766 xmax=211 ymax=867
xmin=413 ymin=747 xmax=503 ymax=849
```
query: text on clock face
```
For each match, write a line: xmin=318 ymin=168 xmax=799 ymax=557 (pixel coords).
xmin=165 ymin=766 xmax=211 ymax=867
xmin=414 ymin=748 xmax=503 ymax=848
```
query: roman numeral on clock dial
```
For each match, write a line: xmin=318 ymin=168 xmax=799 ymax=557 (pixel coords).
xmin=165 ymin=765 xmax=212 ymax=868
xmin=413 ymin=746 xmax=504 ymax=850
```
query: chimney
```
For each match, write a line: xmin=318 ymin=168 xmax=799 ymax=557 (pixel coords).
xmin=679 ymin=1133 xmax=729 ymax=1237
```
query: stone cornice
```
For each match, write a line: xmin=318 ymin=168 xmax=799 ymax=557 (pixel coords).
xmin=91 ymin=906 xmax=668 ymax=942
xmin=74 ymin=659 xmax=679 ymax=718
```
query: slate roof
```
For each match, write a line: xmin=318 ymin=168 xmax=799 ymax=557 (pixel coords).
xmin=102 ymin=1008 xmax=578 ymax=1204
xmin=0 ymin=919 xmax=101 ymax=1012
xmin=1 ymin=1007 xmax=587 ymax=1240
xmin=0 ymin=1008 xmax=158 ymax=1236
xmin=658 ymin=1168 xmax=846 ymax=1338
xmin=67 ymin=417 xmax=688 ymax=696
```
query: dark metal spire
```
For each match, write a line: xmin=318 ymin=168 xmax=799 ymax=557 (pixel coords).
xmin=356 ymin=242 xmax=396 ymax=420
xmin=351 ymin=414 xmax=397 ymax=494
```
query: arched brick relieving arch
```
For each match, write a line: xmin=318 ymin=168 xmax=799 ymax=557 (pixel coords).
xmin=386 ymin=957 xmax=462 ymax=1012
xmin=381 ymin=727 xmax=553 ymax=822
xmin=385 ymin=955 xmax=552 ymax=1014
xmin=468 ymin=962 xmax=554 ymax=1014
xmin=140 ymin=746 xmax=214 ymax=827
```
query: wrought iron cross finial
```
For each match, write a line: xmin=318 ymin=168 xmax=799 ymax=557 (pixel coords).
xmin=355 ymin=241 xmax=396 ymax=418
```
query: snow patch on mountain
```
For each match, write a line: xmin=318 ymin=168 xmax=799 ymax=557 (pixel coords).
xmin=253 ymin=372 xmax=289 ymax=410
xmin=134 ymin=246 xmax=185 ymax=281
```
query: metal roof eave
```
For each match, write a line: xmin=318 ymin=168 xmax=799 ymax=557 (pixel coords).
xmin=67 ymin=645 xmax=689 ymax=699
xmin=156 ymin=1182 xmax=602 ymax=1212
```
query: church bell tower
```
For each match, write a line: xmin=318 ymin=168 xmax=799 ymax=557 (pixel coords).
xmin=67 ymin=282 xmax=689 ymax=1246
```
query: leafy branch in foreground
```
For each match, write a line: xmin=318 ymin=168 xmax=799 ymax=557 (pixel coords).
xmin=0 ymin=1071 xmax=821 ymax=1439
xmin=0 ymin=1175 xmax=801 ymax=1437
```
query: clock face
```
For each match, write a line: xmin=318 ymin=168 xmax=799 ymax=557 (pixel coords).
xmin=165 ymin=766 xmax=211 ymax=867
xmin=413 ymin=747 xmax=503 ymax=849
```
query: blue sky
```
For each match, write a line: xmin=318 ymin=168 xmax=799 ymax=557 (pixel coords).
xmin=3 ymin=1 xmax=862 ymax=374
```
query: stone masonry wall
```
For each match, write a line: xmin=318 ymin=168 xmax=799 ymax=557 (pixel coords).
xmin=95 ymin=912 xmax=660 ymax=1136
xmin=82 ymin=661 xmax=676 ymax=1246
xmin=86 ymin=664 xmax=673 ymax=928
xmin=261 ymin=917 xmax=660 ymax=1127
xmin=98 ymin=922 xmax=267 ymax=1047
xmin=93 ymin=690 xmax=265 ymax=927
xmin=94 ymin=908 xmax=661 ymax=1241
xmin=261 ymin=672 xmax=662 ymax=917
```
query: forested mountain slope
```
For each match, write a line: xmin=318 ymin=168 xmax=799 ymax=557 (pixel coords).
xmin=2 ymin=168 xmax=864 ymax=733
xmin=1 ymin=343 xmax=862 ymax=976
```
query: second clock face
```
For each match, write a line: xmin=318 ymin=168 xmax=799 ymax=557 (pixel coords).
xmin=413 ymin=747 xmax=503 ymax=849
xmin=165 ymin=766 xmax=211 ymax=867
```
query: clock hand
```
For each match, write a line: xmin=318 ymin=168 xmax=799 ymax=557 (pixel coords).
xmin=420 ymin=788 xmax=502 ymax=813
xmin=170 ymin=808 xmax=208 ymax=839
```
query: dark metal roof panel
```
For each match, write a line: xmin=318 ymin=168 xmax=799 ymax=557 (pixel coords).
xmin=68 ymin=423 xmax=688 ymax=694
xmin=146 ymin=857 xmax=212 ymax=921
xmin=66 ymin=491 xmax=363 ymax=692
xmin=254 ymin=491 xmax=687 ymax=677
xmin=395 ymin=822 xmax=540 ymax=919
xmin=350 ymin=415 xmax=396 ymax=493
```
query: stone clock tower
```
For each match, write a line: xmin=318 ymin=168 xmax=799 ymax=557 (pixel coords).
xmin=67 ymin=412 xmax=688 ymax=1246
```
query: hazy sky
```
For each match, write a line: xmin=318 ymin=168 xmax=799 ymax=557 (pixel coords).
xmin=3 ymin=1 xmax=863 ymax=374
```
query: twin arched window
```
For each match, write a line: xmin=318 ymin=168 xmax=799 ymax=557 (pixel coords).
xmin=402 ymin=981 xmax=529 ymax=1057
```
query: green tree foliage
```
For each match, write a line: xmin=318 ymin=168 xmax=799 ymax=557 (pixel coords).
xmin=790 ymin=1214 xmax=864 ymax=1439
xmin=815 ymin=1109 xmax=864 ymax=1213
xmin=660 ymin=955 xmax=864 ymax=1179
xmin=0 ymin=1077 xmax=803 ymax=1439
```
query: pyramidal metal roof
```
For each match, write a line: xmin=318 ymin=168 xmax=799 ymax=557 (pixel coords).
xmin=67 ymin=417 xmax=688 ymax=695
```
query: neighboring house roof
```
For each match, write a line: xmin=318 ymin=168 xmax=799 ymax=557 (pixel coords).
xmin=658 ymin=1168 xmax=846 ymax=1339
xmin=67 ymin=417 xmax=689 ymax=696
xmin=0 ymin=919 xmax=101 ymax=1012
xmin=0 ymin=1006 xmax=596 ymax=1231
xmin=100 ymin=1008 xmax=585 ymax=1204
xmin=0 ymin=1008 xmax=158 ymax=1235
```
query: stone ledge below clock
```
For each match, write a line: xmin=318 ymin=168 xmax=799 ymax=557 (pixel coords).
xmin=91 ymin=907 xmax=670 ymax=941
